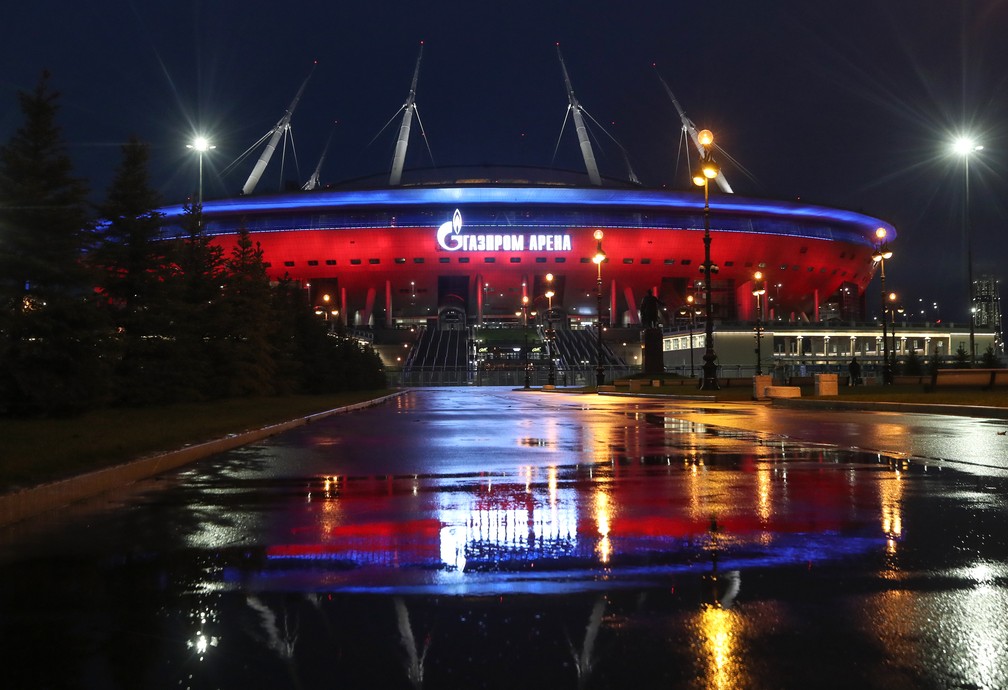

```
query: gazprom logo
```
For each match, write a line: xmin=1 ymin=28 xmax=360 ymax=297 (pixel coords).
xmin=435 ymin=208 xmax=572 ymax=253
xmin=436 ymin=209 xmax=465 ymax=251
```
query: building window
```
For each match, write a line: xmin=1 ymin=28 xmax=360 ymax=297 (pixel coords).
xmin=459 ymin=257 xmax=470 ymax=263
xmin=369 ymin=258 xmax=380 ymax=264
xmin=438 ymin=257 xmax=450 ymax=264
xmin=664 ymin=259 xmax=675 ymax=265
xmin=681 ymin=259 xmax=691 ymax=265
xmin=307 ymin=260 xmax=318 ymax=266
xmin=623 ymin=258 xmax=633 ymax=264
xmin=580 ymin=257 xmax=590 ymax=263
xmin=536 ymin=257 xmax=547 ymax=263
xmin=350 ymin=259 xmax=362 ymax=265
xmin=413 ymin=258 xmax=424 ymax=264
xmin=554 ymin=257 xmax=566 ymax=263
xmin=510 ymin=257 xmax=521 ymax=263
xmin=484 ymin=257 xmax=496 ymax=263
xmin=263 ymin=262 xmax=272 ymax=268
xmin=724 ymin=261 xmax=734 ymax=267
xmin=325 ymin=259 xmax=336 ymax=266
xmin=395 ymin=257 xmax=406 ymax=264
xmin=641 ymin=258 xmax=651 ymax=265
xmin=283 ymin=261 xmax=295 ymax=267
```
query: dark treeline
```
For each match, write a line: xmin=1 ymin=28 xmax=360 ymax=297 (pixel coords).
xmin=0 ymin=73 xmax=385 ymax=417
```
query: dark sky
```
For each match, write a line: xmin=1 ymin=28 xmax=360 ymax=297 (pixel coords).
xmin=3 ymin=1 xmax=1006 ymax=320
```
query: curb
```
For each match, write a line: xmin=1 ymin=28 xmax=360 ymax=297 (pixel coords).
xmin=770 ymin=397 xmax=1008 ymax=419
xmin=0 ymin=391 xmax=406 ymax=528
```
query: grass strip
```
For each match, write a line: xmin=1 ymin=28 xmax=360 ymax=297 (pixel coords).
xmin=0 ymin=391 xmax=390 ymax=492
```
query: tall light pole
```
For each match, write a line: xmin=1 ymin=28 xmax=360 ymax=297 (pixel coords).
xmin=872 ymin=228 xmax=894 ymax=384
xmin=752 ymin=271 xmax=766 ymax=375
xmin=679 ymin=294 xmax=698 ymax=378
xmin=545 ymin=273 xmax=555 ymax=386
xmin=186 ymin=136 xmax=216 ymax=208
xmin=592 ymin=230 xmax=606 ymax=386
xmin=954 ymin=136 xmax=982 ymax=364
xmin=521 ymin=295 xmax=531 ymax=389
xmin=693 ymin=129 xmax=720 ymax=390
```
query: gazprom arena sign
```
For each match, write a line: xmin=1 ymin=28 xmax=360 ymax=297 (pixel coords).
xmin=436 ymin=209 xmax=572 ymax=253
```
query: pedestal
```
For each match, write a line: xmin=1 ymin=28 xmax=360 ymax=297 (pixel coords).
xmin=642 ymin=327 xmax=664 ymax=375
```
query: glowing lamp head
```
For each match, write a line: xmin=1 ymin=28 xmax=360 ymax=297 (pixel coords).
xmin=593 ymin=229 xmax=604 ymax=241
xmin=189 ymin=136 xmax=214 ymax=152
xmin=545 ymin=290 xmax=555 ymax=299
xmin=697 ymin=129 xmax=714 ymax=147
xmin=687 ymin=294 xmax=694 ymax=304
xmin=953 ymin=137 xmax=982 ymax=155
xmin=702 ymin=162 xmax=719 ymax=179
xmin=592 ymin=250 xmax=606 ymax=265
xmin=754 ymin=271 xmax=763 ymax=281
xmin=889 ymin=292 xmax=897 ymax=302
xmin=692 ymin=174 xmax=706 ymax=187
xmin=875 ymin=227 xmax=887 ymax=241
xmin=545 ymin=273 xmax=554 ymax=283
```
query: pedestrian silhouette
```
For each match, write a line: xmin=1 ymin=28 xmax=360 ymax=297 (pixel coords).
xmin=848 ymin=357 xmax=862 ymax=386
xmin=639 ymin=289 xmax=662 ymax=329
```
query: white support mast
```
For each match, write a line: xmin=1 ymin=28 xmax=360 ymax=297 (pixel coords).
xmin=390 ymin=44 xmax=423 ymax=187
xmin=242 ymin=63 xmax=315 ymax=196
xmin=303 ymin=122 xmax=336 ymax=191
xmin=557 ymin=46 xmax=602 ymax=187
xmin=655 ymin=70 xmax=733 ymax=194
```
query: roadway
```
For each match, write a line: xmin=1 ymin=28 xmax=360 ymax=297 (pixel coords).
xmin=1 ymin=387 xmax=1006 ymax=689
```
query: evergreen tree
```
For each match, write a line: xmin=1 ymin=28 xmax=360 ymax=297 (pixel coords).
xmin=0 ymin=72 xmax=107 ymax=415
xmin=953 ymin=343 xmax=971 ymax=369
xmin=214 ymin=228 xmax=276 ymax=396
xmin=902 ymin=349 xmax=923 ymax=375
xmin=980 ymin=344 xmax=1003 ymax=369
xmin=172 ymin=203 xmax=225 ymax=400
xmin=0 ymin=72 xmax=92 ymax=304
xmin=92 ymin=137 xmax=196 ymax=404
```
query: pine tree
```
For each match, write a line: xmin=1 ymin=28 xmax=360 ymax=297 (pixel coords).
xmin=0 ymin=72 xmax=108 ymax=415
xmin=953 ymin=343 xmax=971 ymax=369
xmin=980 ymin=344 xmax=1003 ymax=369
xmin=214 ymin=228 xmax=276 ymax=396
xmin=91 ymin=137 xmax=180 ymax=404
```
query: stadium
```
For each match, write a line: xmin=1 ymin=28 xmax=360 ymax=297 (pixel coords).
xmin=152 ymin=51 xmax=931 ymax=385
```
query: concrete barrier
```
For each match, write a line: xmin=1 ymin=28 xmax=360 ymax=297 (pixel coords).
xmin=766 ymin=386 xmax=801 ymax=399
xmin=753 ymin=375 xmax=773 ymax=400
xmin=815 ymin=373 xmax=839 ymax=396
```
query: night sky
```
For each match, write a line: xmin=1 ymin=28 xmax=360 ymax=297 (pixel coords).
xmin=3 ymin=1 xmax=1006 ymax=320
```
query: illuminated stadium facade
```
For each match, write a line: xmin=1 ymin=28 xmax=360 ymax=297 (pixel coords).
xmin=157 ymin=172 xmax=893 ymax=332
xmin=155 ymin=52 xmax=929 ymax=381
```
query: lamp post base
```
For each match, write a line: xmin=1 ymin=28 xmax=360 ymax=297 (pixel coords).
xmin=699 ymin=355 xmax=720 ymax=391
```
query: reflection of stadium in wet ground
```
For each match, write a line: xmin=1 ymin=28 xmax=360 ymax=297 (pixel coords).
xmin=259 ymin=423 xmax=895 ymax=594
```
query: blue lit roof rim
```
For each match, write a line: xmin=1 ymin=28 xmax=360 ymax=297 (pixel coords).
xmin=159 ymin=186 xmax=896 ymax=238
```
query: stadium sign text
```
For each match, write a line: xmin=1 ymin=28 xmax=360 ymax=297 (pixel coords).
xmin=436 ymin=209 xmax=572 ymax=253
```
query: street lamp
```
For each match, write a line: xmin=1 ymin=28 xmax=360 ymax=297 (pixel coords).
xmin=693 ymin=129 xmax=720 ymax=390
xmin=752 ymin=271 xmax=766 ymax=375
xmin=186 ymin=136 xmax=216 ymax=211
xmin=521 ymin=295 xmax=531 ymax=389
xmin=872 ymin=227 xmax=894 ymax=384
xmin=545 ymin=273 xmax=556 ymax=386
xmin=679 ymin=293 xmax=699 ymax=378
xmin=592 ymin=230 xmax=606 ymax=386
xmin=954 ymin=136 xmax=982 ymax=364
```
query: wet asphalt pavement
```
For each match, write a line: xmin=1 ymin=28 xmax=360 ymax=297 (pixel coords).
xmin=2 ymin=388 xmax=1007 ymax=689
